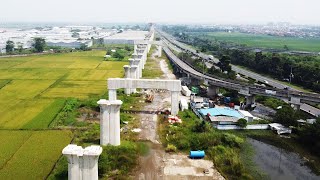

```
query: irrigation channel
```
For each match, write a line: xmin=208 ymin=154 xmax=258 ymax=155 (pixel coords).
xmin=248 ymin=138 xmax=320 ymax=180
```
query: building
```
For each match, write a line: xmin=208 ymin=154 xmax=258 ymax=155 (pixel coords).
xmin=198 ymin=107 xmax=254 ymax=126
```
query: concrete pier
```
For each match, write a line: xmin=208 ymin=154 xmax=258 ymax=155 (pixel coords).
xmin=62 ymin=145 xmax=102 ymax=180
xmin=171 ymin=91 xmax=180 ymax=115
xmin=207 ymin=85 xmax=219 ymax=98
xmin=82 ymin=146 xmax=103 ymax=180
xmin=97 ymin=99 xmax=123 ymax=146
xmin=62 ymin=145 xmax=83 ymax=180
xmin=158 ymin=45 xmax=162 ymax=57
xmin=108 ymin=78 xmax=181 ymax=115
xmin=246 ymin=95 xmax=255 ymax=107
xmin=123 ymin=65 xmax=131 ymax=94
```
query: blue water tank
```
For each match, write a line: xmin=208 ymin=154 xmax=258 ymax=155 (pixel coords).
xmin=189 ymin=150 xmax=205 ymax=158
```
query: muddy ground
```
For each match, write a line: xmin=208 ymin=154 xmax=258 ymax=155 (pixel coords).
xmin=134 ymin=46 xmax=224 ymax=180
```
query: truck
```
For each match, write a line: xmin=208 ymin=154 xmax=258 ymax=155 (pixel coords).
xmin=181 ymin=86 xmax=191 ymax=96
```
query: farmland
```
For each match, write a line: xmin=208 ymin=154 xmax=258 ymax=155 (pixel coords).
xmin=0 ymin=50 xmax=128 ymax=178
xmin=196 ymin=32 xmax=320 ymax=52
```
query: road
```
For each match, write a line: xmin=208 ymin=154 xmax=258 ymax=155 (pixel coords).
xmin=158 ymin=30 xmax=320 ymax=117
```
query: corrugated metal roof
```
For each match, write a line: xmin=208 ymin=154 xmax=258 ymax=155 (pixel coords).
xmin=199 ymin=108 xmax=243 ymax=118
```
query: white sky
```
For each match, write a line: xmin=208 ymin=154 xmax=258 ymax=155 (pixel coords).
xmin=0 ymin=0 xmax=319 ymax=25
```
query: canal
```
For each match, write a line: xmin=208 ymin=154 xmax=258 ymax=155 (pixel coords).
xmin=248 ymin=138 xmax=320 ymax=180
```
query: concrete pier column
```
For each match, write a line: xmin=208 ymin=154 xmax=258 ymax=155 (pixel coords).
xmin=97 ymin=99 xmax=123 ymax=146
xmin=132 ymin=59 xmax=141 ymax=79
xmin=108 ymin=89 xmax=117 ymax=101
xmin=62 ymin=145 xmax=83 ymax=180
xmin=97 ymin=99 xmax=110 ymax=145
xmin=123 ymin=65 xmax=131 ymax=94
xmin=134 ymin=44 xmax=138 ymax=52
xmin=158 ymin=45 xmax=162 ymax=57
xmin=82 ymin=145 xmax=103 ymax=180
xmin=246 ymin=95 xmax=255 ymax=107
xmin=129 ymin=65 xmax=138 ymax=93
xmin=171 ymin=91 xmax=180 ymax=116
xmin=207 ymin=85 xmax=219 ymax=98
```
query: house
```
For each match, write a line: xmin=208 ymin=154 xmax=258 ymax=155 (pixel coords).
xmin=199 ymin=107 xmax=249 ymax=126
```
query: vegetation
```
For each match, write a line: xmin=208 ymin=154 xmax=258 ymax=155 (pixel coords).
xmin=158 ymin=110 xmax=255 ymax=179
xmin=5 ymin=40 xmax=14 ymax=53
xmin=33 ymin=37 xmax=46 ymax=52
xmin=204 ymin=32 xmax=320 ymax=52
xmin=237 ymin=118 xmax=248 ymax=128
xmin=0 ymin=130 xmax=73 ymax=180
xmin=142 ymin=45 xmax=164 ymax=78
xmin=0 ymin=49 xmax=131 ymax=178
xmin=164 ymin=26 xmax=320 ymax=92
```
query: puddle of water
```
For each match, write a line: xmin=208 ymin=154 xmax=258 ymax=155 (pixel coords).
xmin=248 ymin=138 xmax=320 ymax=180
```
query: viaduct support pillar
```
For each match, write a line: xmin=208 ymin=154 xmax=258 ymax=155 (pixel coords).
xmin=207 ymin=85 xmax=219 ymax=98
xmin=158 ymin=45 xmax=162 ymax=57
xmin=97 ymin=99 xmax=123 ymax=146
xmin=123 ymin=65 xmax=131 ymax=94
xmin=62 ymin=145 xmax=102 ymax=180
xmin=82 ymin=146 xmax=103 ymax=180
xmin=62 ymin=145 xmax=83 ymax=180
xmin=108 ymin=89 xmax=117 ymax=101
xmin=246 ymin=95 xmax=255 ymax=107
xmin=171 ymin=91 xmax=180 ymax=116
xmin=129 ymin=65 xmax=138 ymax=93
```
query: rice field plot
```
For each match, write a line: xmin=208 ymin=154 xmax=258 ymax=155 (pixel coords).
xmin=202 ymin=32 xmax=320 ymax=52
xmin=0 ymin=130 xmax=73 ymax=180
xmin=97 ymin=61 xmax=128 ymax=70
xmin=0 ymin=79 xmax=55 ymax=100
xmin=41 ymin=80 xmax=107 ymax=99
xmin=0 ymin=68 xmax=67 ymax=80
xmin=67 ymin=58 xmax=102 ymax=69
xmin=0 ymin=80 xmax=11 ymax=89
xmin=0 ymin=60 xmax=26 ymax=69
xmin=14 ymin=59 xmax=75 ymax=69
xmin=0 ymin=131 xmax=32 ymax=169
xmin=66 ymin=69 xmax=123 ymax=81
xmin=0 ymin=99 xmax=54 ymax=129
xmin=22 ymin=99 xmax=65 ymax=129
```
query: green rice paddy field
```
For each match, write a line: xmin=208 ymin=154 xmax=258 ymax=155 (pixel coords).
xmin=0 ymin=50 xmax=127 ymax=179
xmin=199 ymin=32 xmax=320 ymax=52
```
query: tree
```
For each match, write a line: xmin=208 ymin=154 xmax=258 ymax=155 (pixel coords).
xmin=237 ymin=118 xmax=247 ymax=128
xmin=33 ymin=38 xmax=46 ymax=52
xmin=5 ymin=40 xmax=14 ymax=53
xmin=274 ymin=105 xmax=298 ymax=126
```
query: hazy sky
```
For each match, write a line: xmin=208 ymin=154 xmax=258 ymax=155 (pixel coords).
xmin=0 ymin=0 xmax=319 ymax=25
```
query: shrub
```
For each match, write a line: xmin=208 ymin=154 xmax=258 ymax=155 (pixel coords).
xmin=237 ymin=118 xmax=248 ymax=128
xmin=165 ymin=144 xmax=177 ymax=152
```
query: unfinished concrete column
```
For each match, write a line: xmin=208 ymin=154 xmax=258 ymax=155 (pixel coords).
xmin=171 ymin=91 xmax=180 ymax=116
xmin=129 ymin=65 xmax=138 ymax=93
xmin=132 ymin=59 xmax=141 ymax=79
xmin=207 ymin=85 xmax=219 ymax=98
xmin=108 ymin=89 xmax=117 ymax=101
xmin=97 ymin=99 xmax=123 ymax=146
xmin=123 ymin=65 xmax=131 ymax=94
xmin=97 ymin=99 xmax=110 ymax=145
xmin=158 ymin=45 xmax=162 ymax=57
xmin=62 ymin=145 xmax=83 ymax=180
xmin=82 ymin=146 xmax=103 ymax=180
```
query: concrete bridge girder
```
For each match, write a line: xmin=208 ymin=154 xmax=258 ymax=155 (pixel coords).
xmin=108 ymin=78 xmax=181 ymax=115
